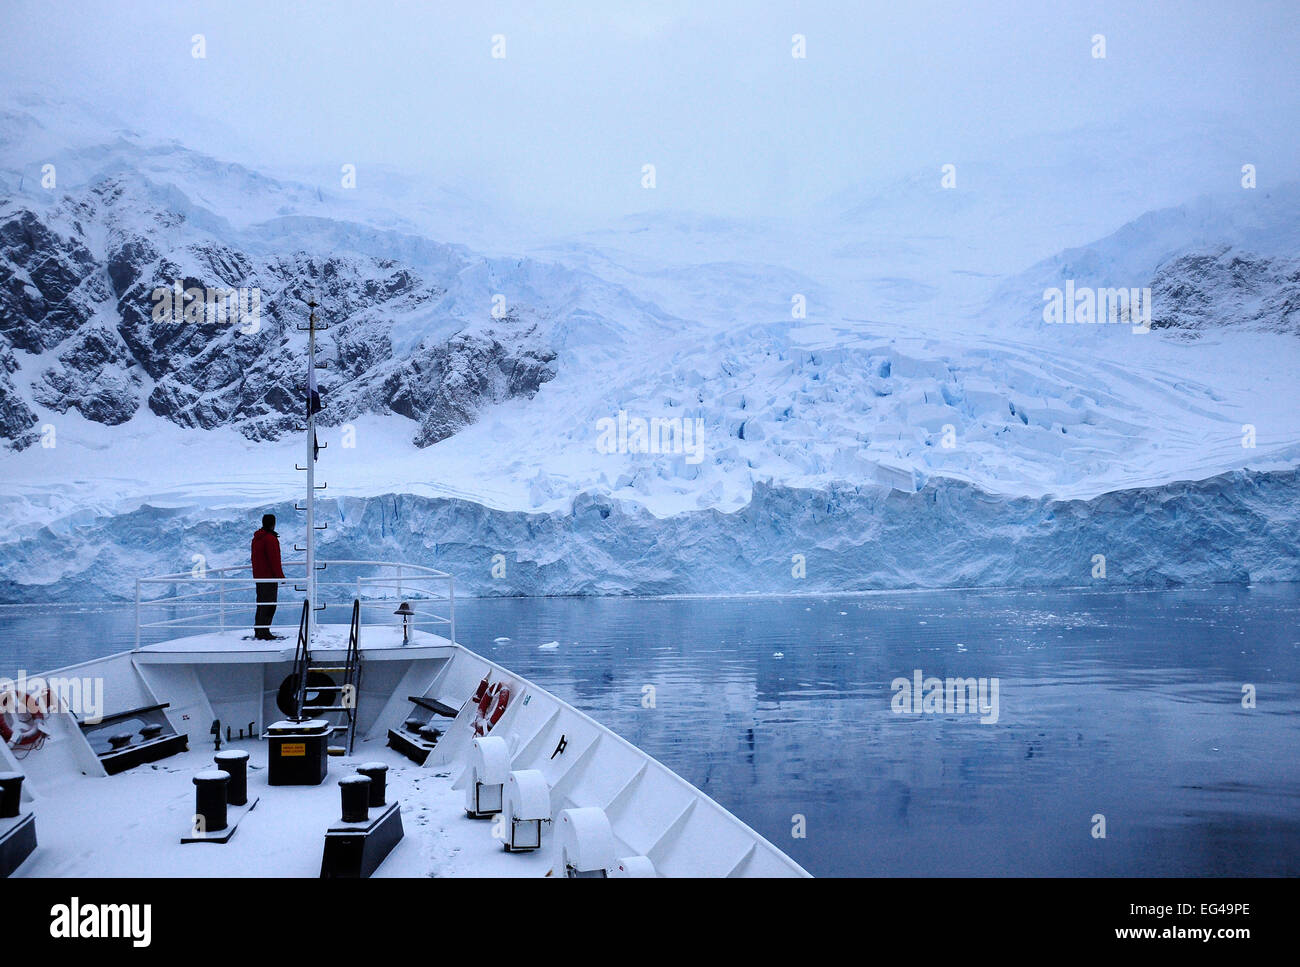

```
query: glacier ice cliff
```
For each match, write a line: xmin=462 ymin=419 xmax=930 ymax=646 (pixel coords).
xmin=0 ymin=468 xmax=1294 ymax=602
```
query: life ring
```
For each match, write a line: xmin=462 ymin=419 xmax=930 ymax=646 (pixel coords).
xmin=0 ymin=688 xmax=53 ymax=757
xmin=276 ymin=671 xmax=339 ymax=719
xmin=476 ymin=682 xmax=499 ymax=717
xmin=473 ymin=682 xmax=511 ymax=736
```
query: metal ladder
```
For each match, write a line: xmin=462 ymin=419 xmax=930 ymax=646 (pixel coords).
xmin=293 ymin=599 xmax=362 ymax=754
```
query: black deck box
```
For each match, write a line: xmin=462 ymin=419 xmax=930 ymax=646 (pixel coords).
xmin=264 ymin=719 xmax=331 ymax=785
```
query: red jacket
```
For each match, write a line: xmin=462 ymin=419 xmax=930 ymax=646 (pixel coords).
xmin=251 ymin=528 xmax=285 ymax=580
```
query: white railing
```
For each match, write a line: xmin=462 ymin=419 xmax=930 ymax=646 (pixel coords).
xmin=134 ymin=560 xmax=455 ymax=649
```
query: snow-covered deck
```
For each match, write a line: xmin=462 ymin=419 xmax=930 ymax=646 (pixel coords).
xmin=134 ymin=624 xmax=455 ymax=663
xmin=16 ymin=735 xmax=550 ymax=877
xmin=11 ymin=621 xmax=809 ymax=877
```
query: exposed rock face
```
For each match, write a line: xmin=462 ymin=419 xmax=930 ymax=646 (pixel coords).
xmin=0 ymin=178 xmax=559 ymax=445
xmin=362 ymin=329 xmax=558 ymax=447
xmin=0 ymin=339 xmax=38 ymax=449
xmin=1150 ymin=248 xmax=1300 ymax=336
xmin=33 ymin=325 xmax=142 ymax=425
xmin=0 ymin=209 xmax=102 ymax=352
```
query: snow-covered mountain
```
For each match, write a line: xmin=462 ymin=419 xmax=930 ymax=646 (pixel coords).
xmin=990 ymin=184 xmax=1300 ymax=335
xmin=0 ymin=154 xmax=677 ymax=450
xmin=1 ymin=94 xmax=1297 ymax=599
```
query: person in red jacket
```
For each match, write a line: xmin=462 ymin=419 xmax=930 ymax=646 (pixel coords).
xmin=251 ymin=513 xmax=286 ymax=639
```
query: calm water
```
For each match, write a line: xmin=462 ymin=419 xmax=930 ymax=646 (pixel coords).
xmin=4 ymin=585 xmax=1298 ymax=877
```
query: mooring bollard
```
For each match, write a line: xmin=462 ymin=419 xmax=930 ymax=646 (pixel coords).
xmin=356 ymin=762 xmax=388 ymax=807
xmin=0 ymin=771 xmax=23 ymax=819
xmin=339 ymin=775 xmax=371 ymax=824
xmin=215 ymin=750 xmax=250 ymax=807
xmin=140 ymin=724 xmax=164 ymax=740
xmin=193 ymin=769 xmax=231 ymax=833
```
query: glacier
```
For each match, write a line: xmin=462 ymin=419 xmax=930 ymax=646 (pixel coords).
xmin=1 ymin=467 xmax=1295 ymax=602
xmin=1 ymin=94 xmax=1298 ymax=602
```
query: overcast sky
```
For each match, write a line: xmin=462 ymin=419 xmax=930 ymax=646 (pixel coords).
xmin=2 ymin=0 xmax=1297 ymax=221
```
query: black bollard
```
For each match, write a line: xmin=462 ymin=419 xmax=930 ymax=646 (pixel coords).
xmin=0 ymin=771 xmax=23 ymax=819
xmin=192 ymin=769 xmax=231 ymax=833
xmin=214 ymin=750 xmax=250 ymax=807
xmin=339 ymin=775 xmax=371 ymax=824
xmin=418 ymin=725 xmax=442 ymax=744
xmin=356 ymin=762 xmax=388 ymax=807
xmin=140 ymin=724 xmax=164 ymax=740
xmin=108 ymin=733 xmax=133 ymax=750
xmin=404 ymin=717 xmax=426 ymax=733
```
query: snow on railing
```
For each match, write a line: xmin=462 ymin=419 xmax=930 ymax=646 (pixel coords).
xmin=134 ymin=560 xmax=455 ymax=649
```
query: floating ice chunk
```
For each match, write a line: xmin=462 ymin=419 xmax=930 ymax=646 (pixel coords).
xmin=493 ymin=636 xmax=510 ymax=643
xmin=772 ymin=651 xmax=784 ymax=659
xmin=538 ymin=641 xmax=560 ymax=650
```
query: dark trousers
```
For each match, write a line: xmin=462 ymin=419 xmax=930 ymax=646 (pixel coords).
xmin=254 ymin=581 xmax=279 ymax=637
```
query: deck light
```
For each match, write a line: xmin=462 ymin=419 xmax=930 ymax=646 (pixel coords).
xmin=394 ymin=601 xmax=414 ymax=644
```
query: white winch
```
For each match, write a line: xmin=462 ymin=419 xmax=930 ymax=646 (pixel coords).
xmin=502 ymin=769 xmax=550 ymax=852
xmin=556 ymin=806 xmax=616 ymax=878
xmin=465 ymin=735 xmax=510 ymax=819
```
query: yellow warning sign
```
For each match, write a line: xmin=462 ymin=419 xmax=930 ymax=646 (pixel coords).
xmin=280 ymin=742 xmax=306 ymax=757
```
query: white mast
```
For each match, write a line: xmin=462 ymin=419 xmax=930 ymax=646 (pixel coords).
xmin=306 ymin=295 xmax=317 ymax=640
xmin=298 ymin=292 xmax=326 ymax=642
